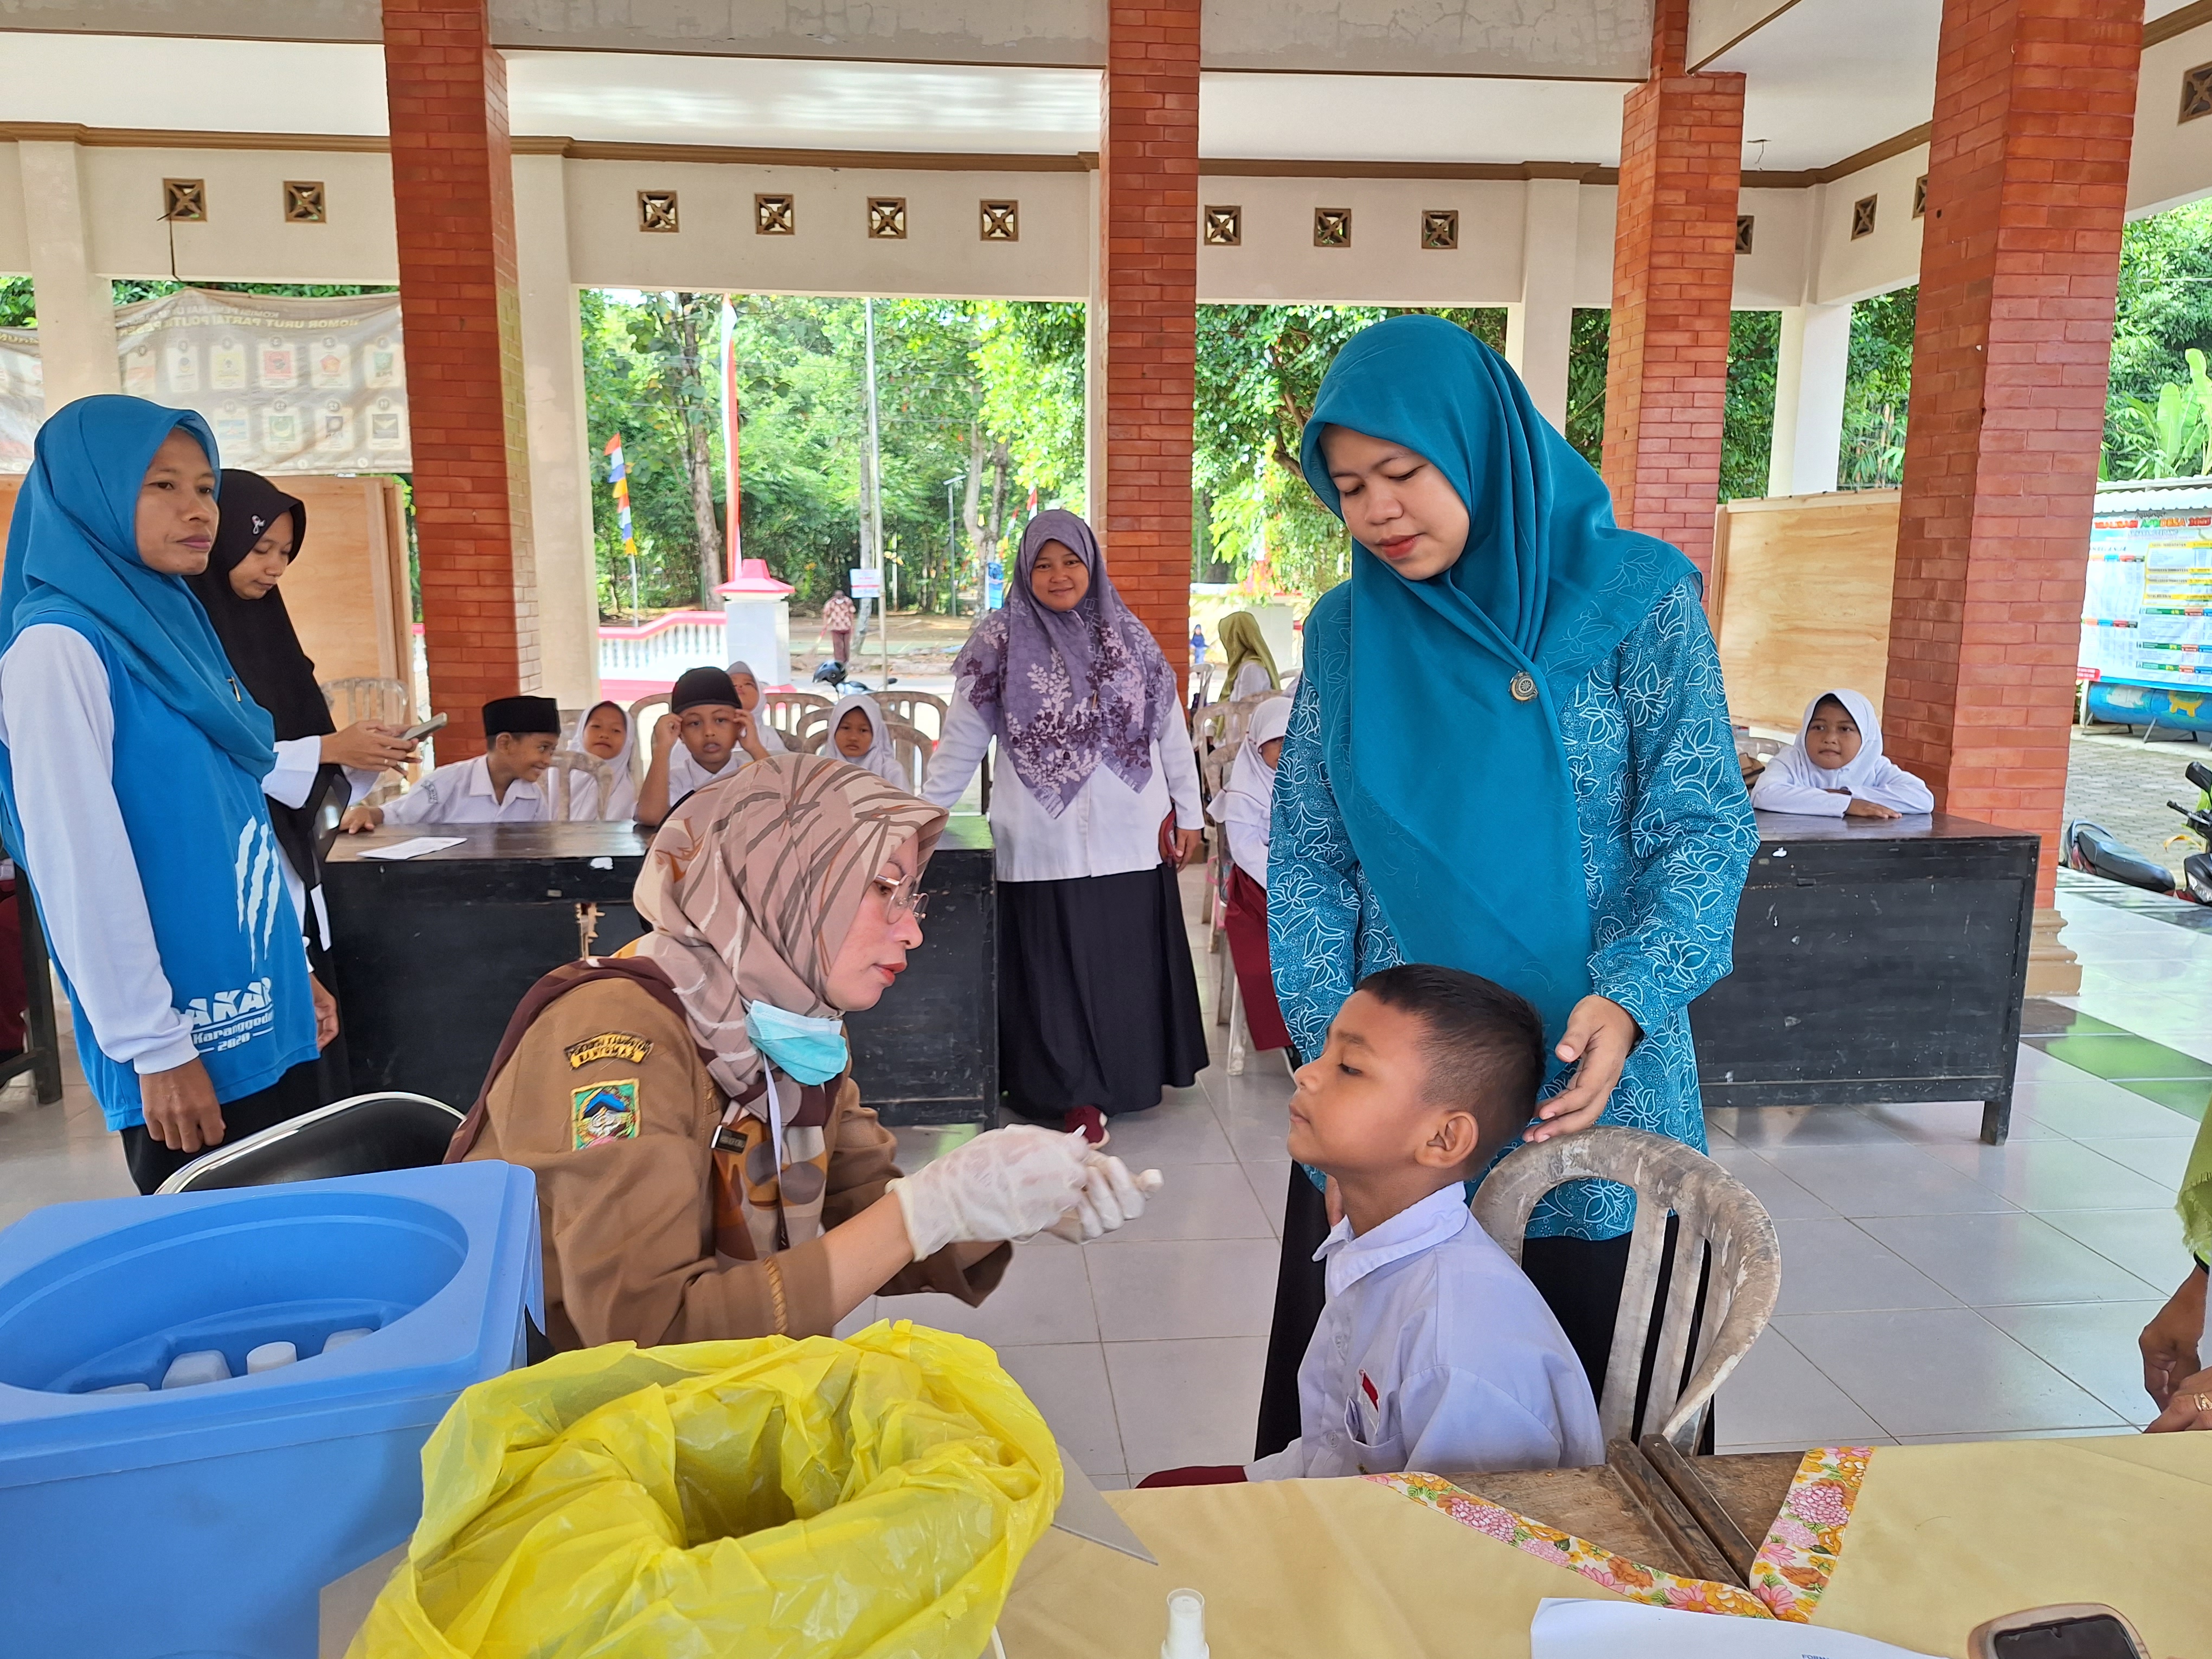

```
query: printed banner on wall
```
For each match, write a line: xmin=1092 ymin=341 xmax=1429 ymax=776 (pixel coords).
xmin=0 ymin=329 xmax=41 ymax=472
xmin=0 ymin=288 xmax=410 ymax=474
xmin=2082 ymin=496 xmax=2212 ymax=690
xmin=113 ymin=289 xmax=410 ymax=474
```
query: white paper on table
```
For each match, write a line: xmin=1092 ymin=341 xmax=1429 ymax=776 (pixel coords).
xmin=1531 ymin=1599 xmax=1944 ymax=1659
xmin=357 ymin=837 xmax=466 ymax=862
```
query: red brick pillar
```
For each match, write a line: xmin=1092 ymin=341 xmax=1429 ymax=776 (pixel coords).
xmin=1098 ymin=1 xmax=1199 ymax=684
xmin=1600 ymin=0 xmax=1744 ymax=579
xmin=1885 ymin=0 xmax=2143 ymax=909
xmin=382 ymin=0 xmax=538 ymax=747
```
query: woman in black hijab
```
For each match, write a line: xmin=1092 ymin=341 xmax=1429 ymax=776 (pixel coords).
xmin=188 ymin=472 xmax=417 ymax=1077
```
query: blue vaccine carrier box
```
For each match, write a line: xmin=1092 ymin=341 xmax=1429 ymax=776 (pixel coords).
xmin=0 ymin=1161 xmax=541 ymax=1658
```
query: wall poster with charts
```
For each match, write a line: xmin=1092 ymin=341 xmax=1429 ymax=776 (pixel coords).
xmin=2081 ymin=484 xmax=2212 ymax=711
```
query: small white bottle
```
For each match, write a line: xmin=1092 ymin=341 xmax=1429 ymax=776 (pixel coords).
xmin=1161 ymin=1588 xmax=1208 ymax=1659
xmin=321 ymin=1328 xmax=375 ymax=1355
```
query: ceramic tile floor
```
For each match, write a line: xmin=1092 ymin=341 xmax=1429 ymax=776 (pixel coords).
xmin=1 ymin=879 xmax=2204 ymax=1485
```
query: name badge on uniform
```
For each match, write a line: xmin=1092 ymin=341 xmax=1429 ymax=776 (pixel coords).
xmin=571 ymin=1080 xmax=640 ymax=1148
xmin=565 ymin=1031 xmax=653 ymax=1068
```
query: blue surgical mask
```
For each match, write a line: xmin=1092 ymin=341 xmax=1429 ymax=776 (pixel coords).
xmin=744 ymin=1001 xmax=849 ymax=1085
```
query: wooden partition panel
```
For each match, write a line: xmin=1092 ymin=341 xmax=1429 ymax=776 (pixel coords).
xmin=1708 ymin=488 xmax=1900 ymax=734
xmin=0 ymin=472 xmax=411 ymax=690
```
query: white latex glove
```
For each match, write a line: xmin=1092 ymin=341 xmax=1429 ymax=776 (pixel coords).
xmin=1046 ymin=1155 xmax=1165 ymax=1243
xmin=889 ymin=1126 xmax=1092 ymax=1258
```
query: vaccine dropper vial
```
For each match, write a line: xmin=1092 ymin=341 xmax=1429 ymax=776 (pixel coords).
xmin=1161 ymin=1587 xmax=1208 ymax=1659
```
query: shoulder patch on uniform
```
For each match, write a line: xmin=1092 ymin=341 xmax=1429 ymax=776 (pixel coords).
xmin=564 ymin=1030 xmax=654 ymax=1069
xmin=571 ymin=1080 xmax=640 ymax=1148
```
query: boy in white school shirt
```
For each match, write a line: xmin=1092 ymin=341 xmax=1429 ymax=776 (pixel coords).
xmin=638 ymin=665 xmax=775 ymax=827
xmin=340 ymin=695 xmax=575 ymax=829
xmin=1141 ymin=964 xmax=1601 ymax=1486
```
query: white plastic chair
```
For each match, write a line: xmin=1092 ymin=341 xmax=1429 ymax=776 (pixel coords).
xmin=1472 ymin=1126 xmax=1781 ymax=1452
xmin=321 ymin=676 xmax=411 ymax=729
xmin=542 ymin=750 xmax=614 ymax=823
xmin=871 ymin=690 xmax=950 ymax=742
xmin=761 ymin=690 xmax=831 ymax=747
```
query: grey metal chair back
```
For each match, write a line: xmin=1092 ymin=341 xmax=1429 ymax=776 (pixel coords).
xmin=157 ymin=1092 xmax=465 ymax=1194
xmin=1472 ymin=1125 xmax=1780 ymax=1451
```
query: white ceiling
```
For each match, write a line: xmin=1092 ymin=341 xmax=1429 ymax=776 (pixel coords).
xmin=0 ymin=35 xmax=391 ymax=134
xmin=1709 ymin=0 xmax=1940 ymax=173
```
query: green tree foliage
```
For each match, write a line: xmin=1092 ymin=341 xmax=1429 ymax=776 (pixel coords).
xmin=1840 ymin=287 xmax=1917 ymax=490
xmin=1564 ymin=308 xmax=1611 ymax=468
xmin=1191 ymin=305 xmax=1505 ymax=597
xmin=0 ymin=277 xmax=34 ymax=330
xmin=1722 ymin=310 xmax=1780 ymax=501
xmin=581 ymin=292 xmax=1084 ymax=618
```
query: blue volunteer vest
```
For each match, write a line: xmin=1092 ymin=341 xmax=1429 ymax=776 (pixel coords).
xmin=1 ymin=612 xmax=317 ymax=1129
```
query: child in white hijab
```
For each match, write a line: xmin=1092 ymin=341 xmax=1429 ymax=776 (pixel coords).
xmin=566 ymin=700 xmax=638 ymax=822
xmin=1211 ymin=694 xmax=1293 ymax=885
xmin=1210 ymin=694 xmax=1295 ymax=1054
xmin=825 ymin=692 xmax=909 ymax=788
xmin=725 ymin=660 xmax=788 ymax=754
xmin=1750 ymin=689 xmax=1933 ymax=820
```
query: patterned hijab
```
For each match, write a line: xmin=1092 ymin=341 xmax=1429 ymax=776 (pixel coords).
xmin=630 ymin=751 xmax=946 ymax=1101
xmin=950 ymin=508 xmax=1179 ymax=816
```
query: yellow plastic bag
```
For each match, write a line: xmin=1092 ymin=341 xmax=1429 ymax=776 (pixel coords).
xmin=349 ymin=1321 xmax=1063 ymax=1659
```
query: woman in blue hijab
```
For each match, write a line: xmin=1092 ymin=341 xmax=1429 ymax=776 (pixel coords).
xmin=1255 ymin=317 xmax=1757 ymax=1452
xmin=0 ymin=396 xmax=326 ymax=1192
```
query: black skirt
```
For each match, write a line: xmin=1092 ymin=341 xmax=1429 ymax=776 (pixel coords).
xmin=998 ymin=862 xmax=1209 ymax=1117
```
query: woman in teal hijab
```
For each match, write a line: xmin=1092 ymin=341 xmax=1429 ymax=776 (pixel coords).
xmin=1255 ymin=317 xmax=1757 ymax=1452
xmin=0 ymin=396 xmax=326 ymax=1193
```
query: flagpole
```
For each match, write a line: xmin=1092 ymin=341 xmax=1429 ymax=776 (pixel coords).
xmin=604 ymin=434 xmax=640 ymax=625
xmin=719 ymin=296 xmax=741 ymax=587
xmin=863 ymin=297 xmax=887 ymax=687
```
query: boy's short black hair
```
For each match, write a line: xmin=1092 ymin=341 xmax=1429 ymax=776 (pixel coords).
xmin=1355 ymin=964 xmax=1545 ymax=1169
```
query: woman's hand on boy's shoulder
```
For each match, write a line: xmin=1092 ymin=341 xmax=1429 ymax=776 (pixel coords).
xmin=1526 ymin=995 xmax=1641 ymax=1143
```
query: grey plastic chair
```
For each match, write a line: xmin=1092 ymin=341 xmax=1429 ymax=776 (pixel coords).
xmin=157 ymin=1092 xmax=465 ymax=1195
xmin=1472 ymin=1125 xmax=1781 ymax=1452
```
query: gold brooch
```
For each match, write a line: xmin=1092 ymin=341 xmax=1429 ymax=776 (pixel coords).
xmin=1509 ymin=672 xmax=1538 ymax=703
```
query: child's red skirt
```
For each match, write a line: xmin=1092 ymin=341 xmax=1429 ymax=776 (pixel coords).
xmin=1223 ymin=865 xmax=1293 ymax=1053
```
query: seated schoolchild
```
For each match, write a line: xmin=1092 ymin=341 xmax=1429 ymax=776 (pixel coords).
xmin=639 ymin=666 xmax=773 ymax=827
xmin=725 ymin=660 xmax=789 ymax=754
xmin=1748 ymin=688 xmax=1933 ymax=820
xmin=1208 ymin=695 xmax=1294 ymax=1056
xmin=825 ymin=692 xmax=908 ymax=787
xmin=342 ymin=695 xmax=575 ymax=829
xmin=1141 ymin=965 xmax=1602 ymax=1486
xmin=568 ymin=700 xmax=638 ymax=822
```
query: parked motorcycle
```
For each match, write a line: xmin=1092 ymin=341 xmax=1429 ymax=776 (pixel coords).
xmin=2065 ymin=760 xmax=2212 ymax=905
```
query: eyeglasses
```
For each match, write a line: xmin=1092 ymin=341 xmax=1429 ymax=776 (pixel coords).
xmin=871 ymin=874 xmax=930 ymax=921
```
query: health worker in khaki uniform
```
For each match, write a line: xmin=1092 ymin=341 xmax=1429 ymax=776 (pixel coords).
xmin=449 ymin=751 xmax=1157 ymax=1351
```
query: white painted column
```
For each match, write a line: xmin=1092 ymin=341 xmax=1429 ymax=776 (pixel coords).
xmin=511 ymin=152 xmax=601 ymax=709
xmin=1766 ymin=300 xmax=1851 ymax=498
xmin=17 ymin=141 xmax=120 ymax=413
xmin=1505 ymin=176 xmax=1579 ymax=433
xmin=1084 ymin=160 xmax=1107 ymax=522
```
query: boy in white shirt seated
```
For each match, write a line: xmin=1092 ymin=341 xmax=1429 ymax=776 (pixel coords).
xmin=1141 ymin=964 xmax=1603 ymax=1486
xmin=638 ymin=665 xmax=773 ymax=827
xmin=341 ymin=695 xmax=570 ymax=829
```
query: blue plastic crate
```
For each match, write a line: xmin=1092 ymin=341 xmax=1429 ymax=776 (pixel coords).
xmin=0 ymin=1162 xmax=541 ymax=1659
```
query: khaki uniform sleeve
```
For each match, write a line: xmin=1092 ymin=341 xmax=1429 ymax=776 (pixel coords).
xmin=465 ymin=980 xmax=843 ymax=1348
xmin=822 ymin=1078 xmax=1012 ymax=1309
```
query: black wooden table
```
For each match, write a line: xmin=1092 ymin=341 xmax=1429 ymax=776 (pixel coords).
xmin=321 ymin=815 xmax=996 ymax=1125
xmin=1690 ymin=812 xmax=2040 ymax=1143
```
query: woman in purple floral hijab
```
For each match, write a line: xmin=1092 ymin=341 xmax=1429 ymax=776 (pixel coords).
xmin=926 ymin=510 xmax=1209 ymax=1143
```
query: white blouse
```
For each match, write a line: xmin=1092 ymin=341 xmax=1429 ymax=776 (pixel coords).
xmin=923 ymin=689 xmax=1204 ymax=883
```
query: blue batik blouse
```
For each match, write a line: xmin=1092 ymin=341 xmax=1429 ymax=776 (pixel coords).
xmin=1269 ymin=575 xmax=1758 ymax=1240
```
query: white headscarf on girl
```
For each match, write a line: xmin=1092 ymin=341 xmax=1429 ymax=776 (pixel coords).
xmin=1210 ymin=695 xmax=1293 ymax=886
xmin=726 ymin=660 xmax=787 ymax=753
xmin=565 ymin=700 xmax=639 ymax=821
xmin=1750 ymin=687 xmax=1934 ymax=816
xmin=824 ymin=692 xmax=906 ymax=788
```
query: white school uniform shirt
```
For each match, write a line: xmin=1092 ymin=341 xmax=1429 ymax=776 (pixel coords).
xmin=922 ymin=687 xmax=1204 ymax=882
xmin=381 ymin=755 xmax=586 ymax=825
xmin=1748 ymin=686 xmax=1934 ymax=818
xmin=666 ymin=742 xmax=747 ymax=801
xmin=1244 ymin=1184 xmax=1604 ymax=1482
xmin=1223 ymin=660 xmax=1276 ymax=703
